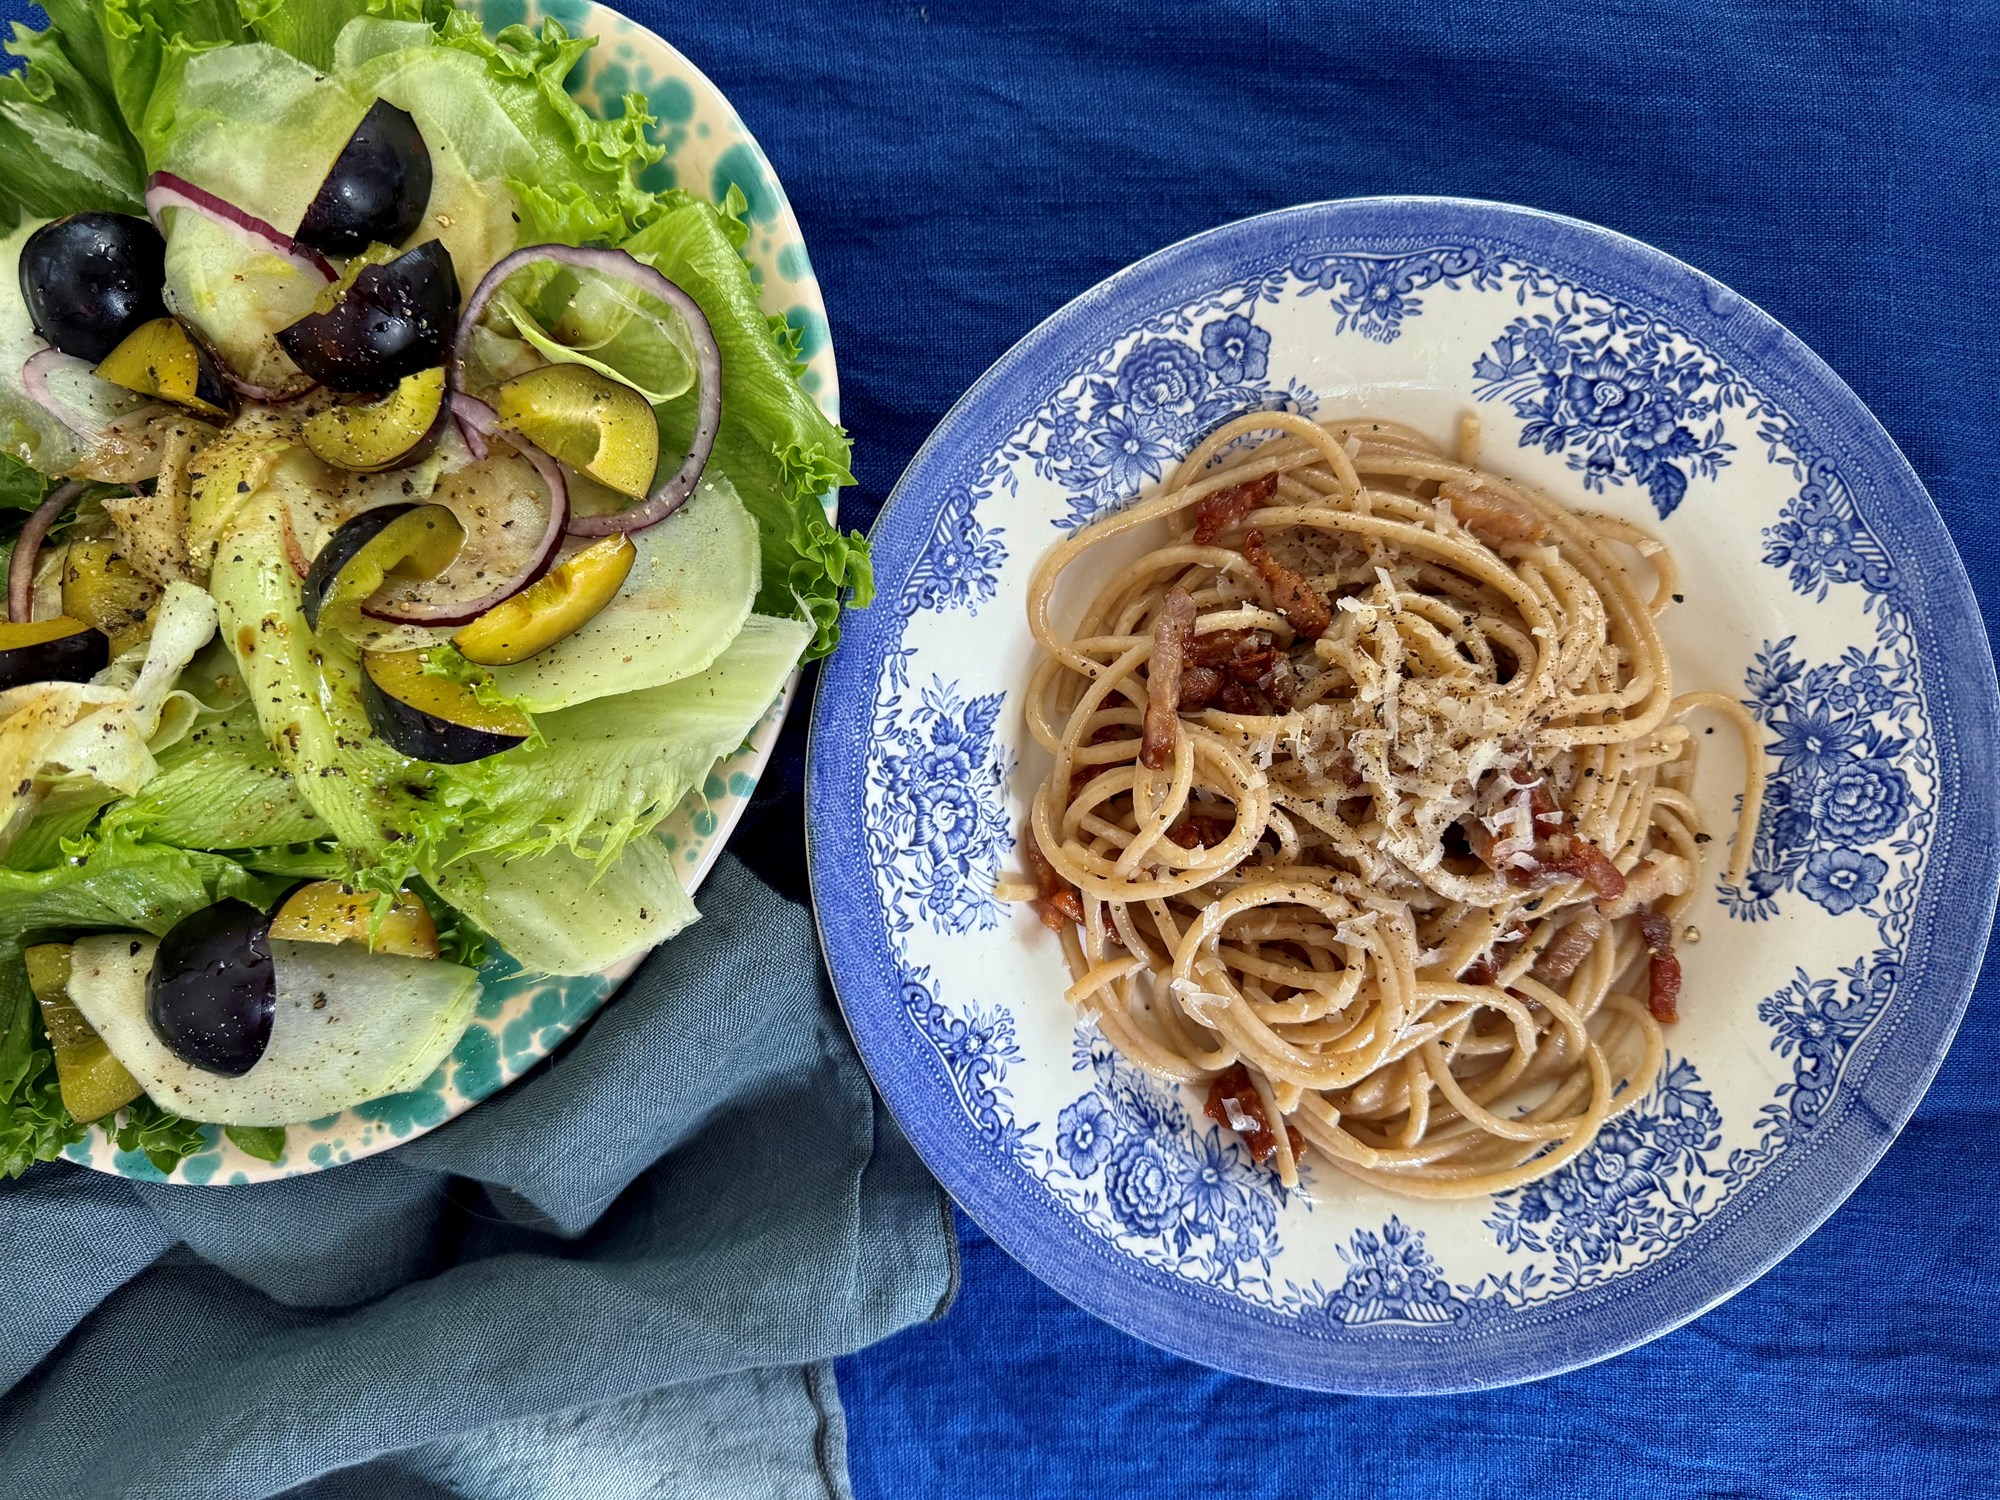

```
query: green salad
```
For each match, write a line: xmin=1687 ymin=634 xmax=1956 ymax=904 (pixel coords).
xmin=0 ymin=0 xmax=869 ymax=1175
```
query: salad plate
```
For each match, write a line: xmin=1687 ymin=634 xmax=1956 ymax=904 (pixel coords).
xmin=807 ymin=197 xmax=2000 ymax=1391
xmin=0 ymin=0 xmax=850 ymax=1185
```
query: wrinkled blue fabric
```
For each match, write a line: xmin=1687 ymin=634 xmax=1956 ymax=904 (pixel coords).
xmin=750 ymin=1 xmax=1997 ymax=1496
xmin=0 ymin=856 xmax=955 ymax=1499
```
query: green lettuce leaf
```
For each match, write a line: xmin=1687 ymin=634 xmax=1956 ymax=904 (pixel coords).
xmin=95 ymin=637 xmax=321 ymax=851
xmin=492 ymin=276 xmax=695 ymax=407
xmin=160 ymin=40 xmax=373 ymax=238
xmin=90 ymin=0 xmax=251 ymax=169
xmin=481 ymin=474 xmax=759 ymax=713
xmin=99 ymin=691 xmax=324 ymax=851
xmin=207 ymin=482 xmax=453 ymax=886
xmin=426 ymin=834 xmax=695 ymax=977
xmin=114 ymin=1096 xmax=208 ymax=1173
xmin=2 ymin=785 xmax=115 ymax=870
xmin=0 ymin=830 xmax=273 ymax=1176
xmin=437 ymin=610 xmax=810 ymax=870
xmin=0 ymin=451 xmax=55 ymax=513
xmin=621 ymin=190 xmax=869 ymax=658
xmin=335 ymin=13 xmax=661 ymax=246
xmin=235 ymin=0 xmax=442 ymax=71
xmin=0 ymin=1044 xmax=81 ymax=1179
xmin=223 ymin=1120 xmax=285 ymax=1161
xmin=236 ymin=844 xmax=349 ymax=880
xmin=0 ymin=825 xmax=276 ymax=943
xmin=0 ymin=18 xmax=147 ymax=233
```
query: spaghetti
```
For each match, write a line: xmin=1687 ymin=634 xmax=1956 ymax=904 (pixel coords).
xmin=1010 ymin=411 xmax=1765 ymax=1199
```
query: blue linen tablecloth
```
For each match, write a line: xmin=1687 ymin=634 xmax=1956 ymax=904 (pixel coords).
xmin=7 ymin=1 xmax=2000 ymax=1496
xmin=716 ymin=1 xmax=1992 ymax=1494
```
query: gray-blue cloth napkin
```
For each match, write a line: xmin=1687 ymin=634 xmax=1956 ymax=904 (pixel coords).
xmin=0 ymin=853 xmax=955 ymax=1500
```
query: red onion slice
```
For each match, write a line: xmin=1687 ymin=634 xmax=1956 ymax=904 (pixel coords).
xmin=23 ymin=349 xmax=112 ymax=447
xmin=145 ymin=172 xmax=336 ymax=283
xmin=450 ymin=392 xmax=498 ymax=462
xmin=8 ymin=478 xmax=85 ymax=624
xmin=450 ymin=245 xmax=720 ymax=536
xmin=361 ymin=442 xmax=568 ymax=627
xmin=228 ymin=372 xmax=319 ymax=403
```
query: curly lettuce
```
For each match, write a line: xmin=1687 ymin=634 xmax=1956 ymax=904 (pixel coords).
xmin=436 ymin=611 xmax=810 ymax=871
xmin=0 ymin=16 xmax=147 ymax=233
xmin=334 ymin=12 xmax=664 ymax=246
xmin=623 ymin=189 xmax=870 ymax=656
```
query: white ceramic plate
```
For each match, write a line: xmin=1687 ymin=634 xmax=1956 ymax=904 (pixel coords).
xmin=808 ymin=198 xmax=1999 ymax=1391
xmin=79 ymin=0 xmax=838 ymax=1184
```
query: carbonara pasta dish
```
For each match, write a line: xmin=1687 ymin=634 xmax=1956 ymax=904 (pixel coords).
xmin=1008 ymin=410 xmax=1764 ymax=1200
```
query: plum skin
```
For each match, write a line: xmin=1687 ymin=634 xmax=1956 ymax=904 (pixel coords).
xmin=296 ymin=100 xmax=434 ymax=258
xmin=146 ymin=900 xmax=277 ymax=1078
xmin=277 ymin=240 xmax=460 ymax=392
xmin=20 ymin=213 xmax=169 ymax=363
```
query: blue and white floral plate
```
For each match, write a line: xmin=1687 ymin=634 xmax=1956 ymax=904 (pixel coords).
xmin=77 ymin=0 xmax=839 ymax=1185
xmin=807 ymin=198 xmax=2000 ymax=1391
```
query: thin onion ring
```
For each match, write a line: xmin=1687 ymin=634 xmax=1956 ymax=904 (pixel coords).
xmin=145 ymin=172 xmax=336 ymax=283
xmin=8 ymin=478 xmax=86 ymax=624
xmin=360 ymin=441 xmax=569 ymax=627
xmin=450 ymin=245 xmax=720 ymax=534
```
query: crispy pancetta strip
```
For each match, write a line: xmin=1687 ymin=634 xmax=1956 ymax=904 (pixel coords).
xmin=1638 ymin=911 xmax=1682 ymax=1023
xmin=1444 ymin=479 xmax=1550 ymax=546
xmin=1191 ymin=473 xmax=1277 ymax=545
xmin=1241 ymin=529 xmax=1332 ymax=639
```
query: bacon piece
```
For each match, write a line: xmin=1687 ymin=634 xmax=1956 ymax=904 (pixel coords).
xmin=1445 ymin=481 xmax=1550 ymax=546
xmin=1241 ymin=529 xmax=1332 ymax=639
xmin=1459 ymin=953 xmax=1499 ymax=986
xmin=1191 ymin=627 xmax=1278 ymax=680
xmin=1510 ymin=835 xmax=1628 ymax=902
xmin=1191 ymin=473 xmax=1277 ymax=545
xmin=1191 ymin=628 xmax=1253 ymax=666
xmin=1227 ymin=645 xmax=1277 ymax=683
xmin=1168 ymin=812 xmax=1235 ymax=849
xmin=1532 ymin=910 xmax=1604 ymax=984
xmin=1510 ymin=766 xmax=1564 ymax=838
xmin=1565 ymin=838 xmax=1628 ymax=906
xmin=1597 ymin=854 xmax=1693 ymax=920
xmin=1460 ymin=921 xmax=1528 ymax=986
xmin=1637 ymin=911 xmax=1682 ymax=1023
xmin=1218 ymin=679 xmax=1264 ymax=714
xmin=1203 ymin=1063 xmax=1305 ymax=1166
xmin=1022 ymin=823 xmax=1085 ymax=930
xmin=1190 ymin=626 xmax=1294 ymax=716
xmin=1180 ymin=665 xmax=1222 ymax=710
xmin=1141 ymin=587 xmax=1198 ymax=770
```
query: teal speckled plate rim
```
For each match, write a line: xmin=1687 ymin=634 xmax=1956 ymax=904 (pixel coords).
xmin=72 ymin=0 xmax=841 ymax=1185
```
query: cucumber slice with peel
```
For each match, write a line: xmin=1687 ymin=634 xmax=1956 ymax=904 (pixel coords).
xmin=66 ymin=934 xmax=481 ymax=1128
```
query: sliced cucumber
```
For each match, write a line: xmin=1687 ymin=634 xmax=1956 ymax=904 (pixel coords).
xmin=67 ymin=933 xmax=481 ymax=1127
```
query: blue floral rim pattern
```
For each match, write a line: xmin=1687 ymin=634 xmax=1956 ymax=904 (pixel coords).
xmin=806 ymin=198 xmax=2000 ymax=1392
